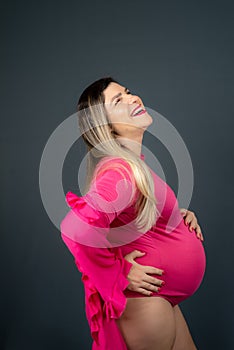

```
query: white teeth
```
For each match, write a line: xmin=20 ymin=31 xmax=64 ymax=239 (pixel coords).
xmin=133 ymin=108 xmax=143 ymax=116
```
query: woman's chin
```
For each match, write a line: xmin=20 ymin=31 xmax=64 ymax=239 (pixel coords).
xmin=142 ymin=113 xmax=153 ymax=128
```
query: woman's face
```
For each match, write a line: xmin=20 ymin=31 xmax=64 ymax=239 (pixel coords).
xmin=103 ymin=82 xmax=153 ymax=138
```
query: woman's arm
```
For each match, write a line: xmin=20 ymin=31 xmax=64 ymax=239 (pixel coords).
xmin=60 ymin=157 xmax=163 ymax=300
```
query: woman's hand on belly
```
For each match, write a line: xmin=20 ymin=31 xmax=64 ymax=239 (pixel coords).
xmin=180 ymin=208 xmax=204 ymax=241
xmin=124 ymin=250 xmax=165 ymax=296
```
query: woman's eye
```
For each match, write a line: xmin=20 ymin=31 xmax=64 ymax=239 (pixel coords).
xmin=114 ymin=91 xmax=132 ymax=105
xmin=115 ymin=98 xmax=121 ymax=106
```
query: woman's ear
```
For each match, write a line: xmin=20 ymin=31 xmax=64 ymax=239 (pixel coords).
xmin=111 ymin=128 xmax=116 ymax=135
xmin=110 ymin=126 xmax=118 ymax=136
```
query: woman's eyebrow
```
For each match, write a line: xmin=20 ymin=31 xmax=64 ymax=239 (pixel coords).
xmin=110 ymin=87 xmax=128 ymax=104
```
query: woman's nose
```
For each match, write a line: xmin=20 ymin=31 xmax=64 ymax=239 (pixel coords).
xmin=127 ymin=94 xmax=140 ymax=105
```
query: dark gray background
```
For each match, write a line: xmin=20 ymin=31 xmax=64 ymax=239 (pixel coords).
xmin=1 ymin=0 xmax=234 ymax=349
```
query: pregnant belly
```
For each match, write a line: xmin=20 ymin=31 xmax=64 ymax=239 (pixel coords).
xmin=120 ymin=223 xmax=206 ymax=307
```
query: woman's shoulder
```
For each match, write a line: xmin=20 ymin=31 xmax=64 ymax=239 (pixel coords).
xmin=97 ymin=155 xmax=131 ymax=167
xmin=94 ymin=155 xmax=134 ymax=182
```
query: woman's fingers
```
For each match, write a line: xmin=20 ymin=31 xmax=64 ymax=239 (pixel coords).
xmin=126 ymin=255 xmax=166 ymax=295
xmin=184 ymin=211 xmax=197 ymax=225
xmin=126 ymin=264 xmax=166 ymax=295
xmin=140 ymin=281 xmax=161 ymax=293
xmin=185 ymin=215 xmax=197 ymax=227
xmin=197 ymin=231 xmax=204 ymax=241
xmin=124 ymin=250 xmax=146 ymax=261
xmin=183 ymin=211 xmax=204 ymax=241
xmin=133 ymin=279 xmax=163 ymax=295
xmin=131 ymin=284 xmax=161 ymax=296
xmin=197 ymin=233 xmax=204 ymax=241
xmin=194 ymin=224 xmax=204 ymax=241
xmin=188 ymin=221 xmax=204 ymax=241
xmin=188 ymin=219 xmax=197 ymax=231
xmin=136 ymin=288 xmax=154 ymax=296
xmin=144 ymin=275 xmax=165 ymax=287
xmin=143 ymin=265 xmax=164 ymax=275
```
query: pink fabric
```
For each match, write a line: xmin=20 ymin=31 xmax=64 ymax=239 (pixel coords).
xmin=60 ymin=156 xmax=137 ymax=349
xmin=61 ymin=233 xmax=131 ymax=349
xmin=60 ymin=154 xmax=206 ymax=349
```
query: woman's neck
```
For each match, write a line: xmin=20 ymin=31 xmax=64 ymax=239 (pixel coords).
xmin=116 ymin=134 xmax=143 ymax=158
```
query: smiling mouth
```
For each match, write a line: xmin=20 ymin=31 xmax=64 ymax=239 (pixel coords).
xmin=131 ymin=108 xmax=146 ymax=117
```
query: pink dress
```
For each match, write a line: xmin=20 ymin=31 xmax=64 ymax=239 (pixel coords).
xmin=60 ymin=153 xmax=206 ymax=350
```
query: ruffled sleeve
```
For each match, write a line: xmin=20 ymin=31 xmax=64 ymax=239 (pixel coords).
xmin=61 ymin=232 xmax=132 ymax=349
xmin=60 ymin=157 xmax=137 ymax=349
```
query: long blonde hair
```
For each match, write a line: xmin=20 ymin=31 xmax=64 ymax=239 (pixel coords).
xmin=77 ymin=77 xmax=160 ymax=233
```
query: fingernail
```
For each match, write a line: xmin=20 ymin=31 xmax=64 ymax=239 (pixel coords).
xmin=158 ymin=287 xmax=161 ymax=292
xmin=161 ymin=281 xmax=165 ymax=286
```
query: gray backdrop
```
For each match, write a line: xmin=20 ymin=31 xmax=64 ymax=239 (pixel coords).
xmin=1 ymin=0 xmax=234 ymax=349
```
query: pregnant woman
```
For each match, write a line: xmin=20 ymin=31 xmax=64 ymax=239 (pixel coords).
xmin=60 ymin=77 xmax=206 ymax=350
